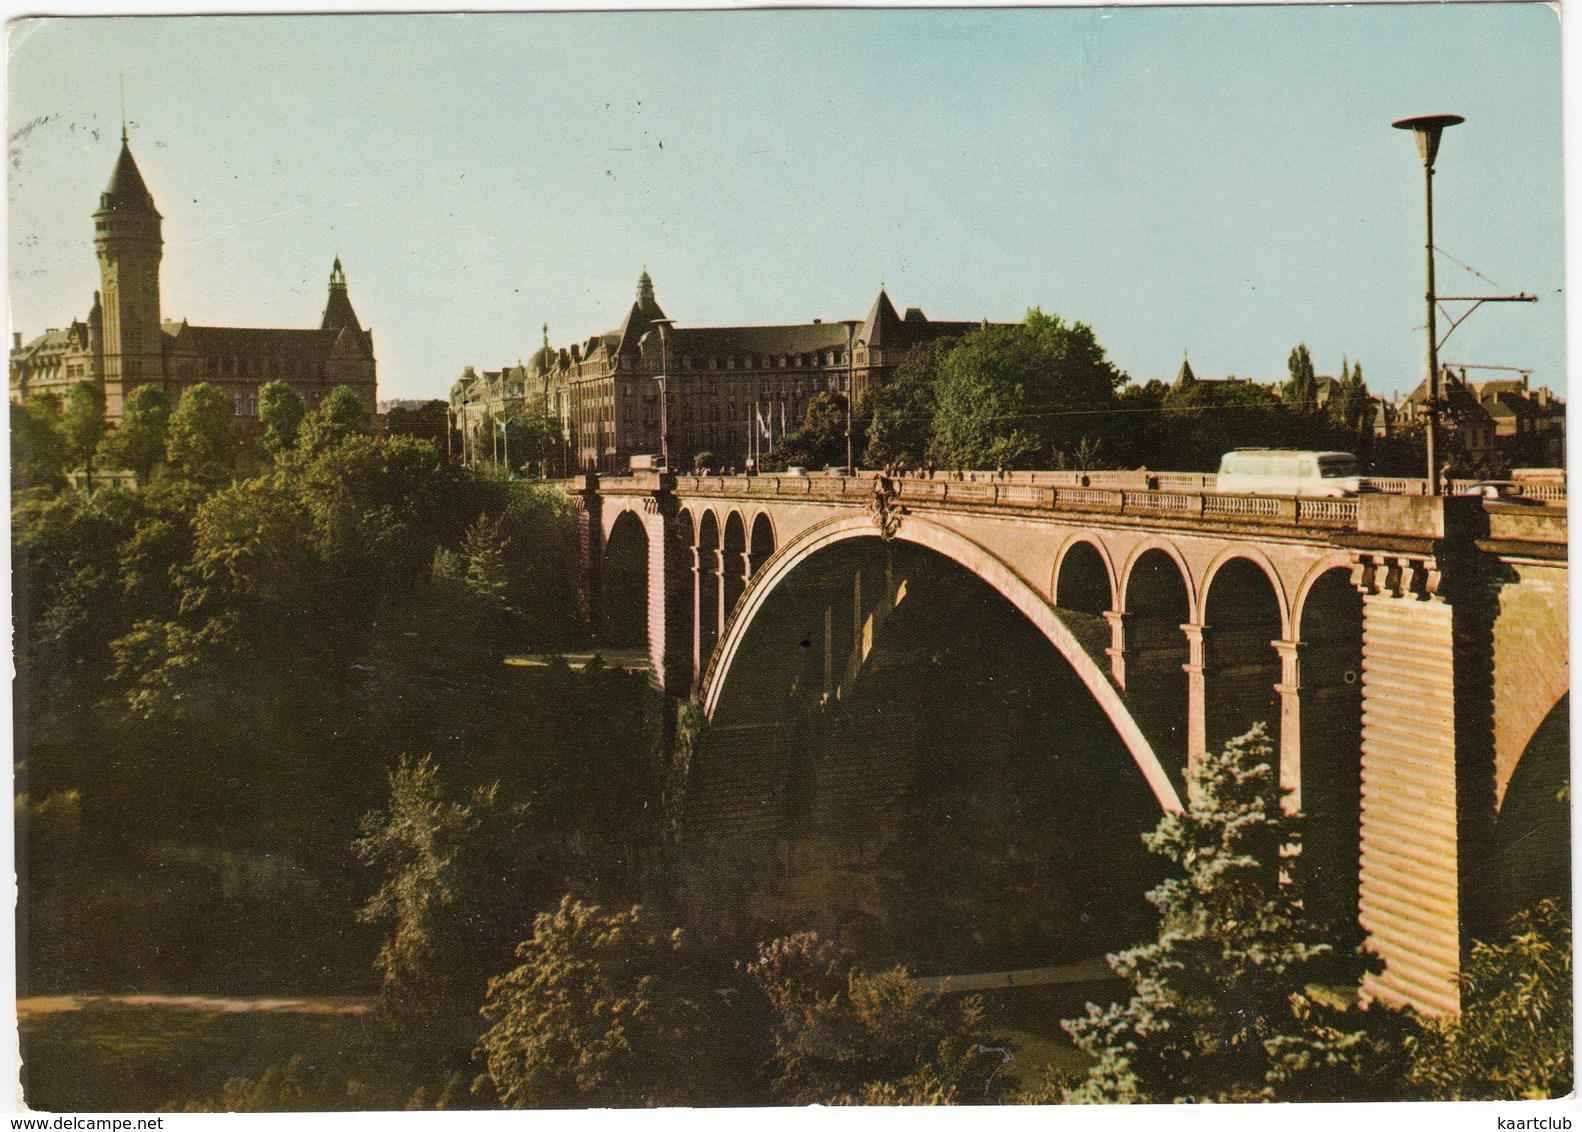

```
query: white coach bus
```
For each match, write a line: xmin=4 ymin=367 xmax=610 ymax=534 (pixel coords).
xmin=1216 ymin=449 xmax=1365 ymax=497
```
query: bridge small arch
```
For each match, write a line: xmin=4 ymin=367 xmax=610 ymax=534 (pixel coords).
xmin=723 ymin=511 xmax=748 ymax=625
xmin=1295 ymin=564 xmax=1365 ymax=948
xmin=1199 ymin=546 xmax=1291 ymax=637
xmin=1119 ymin=538 xmax=1197 ymax=616
xmin=599 ymin=509 xmax=649 ymax=647
xmin=696 ymin=509 xmax=722 ymax=674
xmin=749 ymin=511 xmax=776 ymax=576
xmin=1052 ymin=537 xmax=1115 ymax=616
xmin=1201 ymin=554 xmax=1284 ymax=755
xmin=1119 ymin=544 xmax=1194 ymax=790
xmin=1290 ymin=553 xmax=1363 ymax=631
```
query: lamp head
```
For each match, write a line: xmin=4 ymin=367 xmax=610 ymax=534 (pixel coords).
xmin=1392 ymin=114 xmax=1465 ymax=168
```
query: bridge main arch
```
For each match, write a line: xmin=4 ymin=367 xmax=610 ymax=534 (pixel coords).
xmin=703 ymin=512 xmax=1183 ymax=814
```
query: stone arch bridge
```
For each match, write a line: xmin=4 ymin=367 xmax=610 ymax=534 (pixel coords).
xmin=572 ymin=471 xmax=1568 ymax=1017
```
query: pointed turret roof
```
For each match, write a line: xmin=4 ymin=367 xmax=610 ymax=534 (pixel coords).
xmin=1175 ymin=355 xmax=1197 ymax=386
xmin=858 ymin=288 xmax=903 ymax=348
xmin=99 ymin=139 xmax=159 ymax=216
xmin=615 ymin=268 xmax=667 ymax=353
xmin=321 ymin=257 xmax=368 ymax=352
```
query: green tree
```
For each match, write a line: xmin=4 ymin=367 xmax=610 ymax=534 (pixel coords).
xmin=100 ymin=384 xmax=171 ymax=486
xmin=749 ymin=932 xmax=1000 ymax=1105
xmin=1285 ymin=342 xmax=1319 ymax=412
xmin=928 ymin=310 xmax=1123 ymax=471
xmin=354 ymin=756 xmax=535 ymax=1020
xmin=475 ymin=897 xmax=712 ymax=1108
xmin=500 ymin=398 xmax=560 ymax=477
xmin=257 ymin=380 xmax=307 ymax=455
xmin=13 ymin=485 xmax=148 ymax=714
xmin=1062 ymin=725 xmax=1413 ymax=1104
xmin=1408 ymin=900 xmax=1572 ymax=1100
xmin=299 ymin=385 xmax=372 ymax=454
xmin=865 ymin=338 xmax=951 ymax=469
xmin=289 ymin=434 xmax=475 ymax=606
xmin=384 ymin=400 xmax=450 ymax=450
xmin=61 ymin=383 xmax=106 ymax=491
xmin=166 ymin=382 xmax=236 ymax=485
xmin=11 ymin=398 xmax=69 ymax=492
xmin=1333 ymin=359 xmax=1372 ymax=435
xmin=763 ymin=391 xmax=852 ymax=472
xmin=1161 ymin=377 xmax=1290 ymax=471
xmin=1105 ymin=378 xmax=1171 ymax=469
xmin=177 ymin=476 xmax=321 ymax=630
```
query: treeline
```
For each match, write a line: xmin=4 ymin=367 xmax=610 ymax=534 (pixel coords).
xmin=14 ymin=379 xmax=603 ymax=994
xmin=764 ymin=313 xmax=1431 ymax=475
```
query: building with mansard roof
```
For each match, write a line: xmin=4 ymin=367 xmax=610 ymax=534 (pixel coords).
xmin=10 ymin=134 xmax=375 ymax=424
xmin=476 ymin=270 xmax=1002 ymax=473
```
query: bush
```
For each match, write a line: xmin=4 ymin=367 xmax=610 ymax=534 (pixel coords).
xmin=748 ymin=931 xmax=1001 ymax=1104
xmin=474 ymin=897 xmax=712 ymax=1107
xmin=1062 ymin=725 xmax=1414 ymax=1103
xmin=1408 ymin=900 xmax=1572 ymax=1100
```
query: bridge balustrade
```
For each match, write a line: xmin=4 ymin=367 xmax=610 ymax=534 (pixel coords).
xmin=1516 ymin=482 xmax=1568 ymax=502
xmin=1365 ymin=477 xmax=1431 ymax=495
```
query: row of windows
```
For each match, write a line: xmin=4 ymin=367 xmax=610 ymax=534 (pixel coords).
xmin=681 ymin=350 xmax=846 ymax=371
xmin=188 ymin=354 xmax=325 ymax=380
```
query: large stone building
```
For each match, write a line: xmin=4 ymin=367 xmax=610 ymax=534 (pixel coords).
xmin=1397 ymin=367 xmax=1566 ymax=471
xmin=10 ymin=133 xmax=376 ymax=423
xmin=460 ymin=271 xmax=1000 ymax=474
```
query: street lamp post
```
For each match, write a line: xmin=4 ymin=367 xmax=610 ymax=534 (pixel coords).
xmin=1392 ymin=113 xmax=1462 ymax=495
xmin=842 ymin=320 xmax=861 ymax=475
xmin=652 ymin=319 xmax=675 ymax=472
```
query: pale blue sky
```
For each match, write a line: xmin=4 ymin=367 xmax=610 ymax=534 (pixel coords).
xmin=6 ymin=6 xmax=1565 ymax=402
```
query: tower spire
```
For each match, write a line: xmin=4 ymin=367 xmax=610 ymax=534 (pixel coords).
xmin=120 ymin=73 xmax=127 ymax=143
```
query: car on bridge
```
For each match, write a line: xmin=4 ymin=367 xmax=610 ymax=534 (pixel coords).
xmin=1216 ymin=449 xmax=1366 ymax=497
xmin=1455 ymin=480 xmax=1550 ymax=506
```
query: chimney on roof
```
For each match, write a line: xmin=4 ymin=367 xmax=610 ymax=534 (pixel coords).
xmin=12 ymin=333 xmax=20 ymax=350
xmin=813 ymin=318 xmax=821 ymax=324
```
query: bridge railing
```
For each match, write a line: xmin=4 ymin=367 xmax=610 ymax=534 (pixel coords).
xmin=585 ymin=472 xmax=1559 ymax=520
xmin=888 ymin=479 xmax=1360 ymax=527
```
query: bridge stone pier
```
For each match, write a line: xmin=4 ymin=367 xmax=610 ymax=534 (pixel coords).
xmin=573 ymin=471 xmax=1568 ymax=1016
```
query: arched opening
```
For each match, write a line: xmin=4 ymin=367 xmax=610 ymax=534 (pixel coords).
xmin=1297 ymin=568 xmax=1364 ymax=949
xmin=1122 ymin=548 xmax=1192 ymax=790
xmin=1490 ymin=694 xmax=1570 ymax=922
xmin=1202 ymin=557 xmax=1282 ymax=755
xmin=749 ymin=512 xmax=775 ymax=577
xmin=598 ymin=510 xmax=649 ymax=648
xmin=670 ymin=509 xmax=696 ymax=690
xmin=693 ymin=536 xmax=1164 ymax=976
xmin=1054 ymin=541 xmax=1112 ymax=662
xmin=722 ymin=511 xmax=748 ymax=629
xmin=1054 ymin=541 xmax=1112 ymax=616
xmin=695 ymin=510 xmax=721 ymax=673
